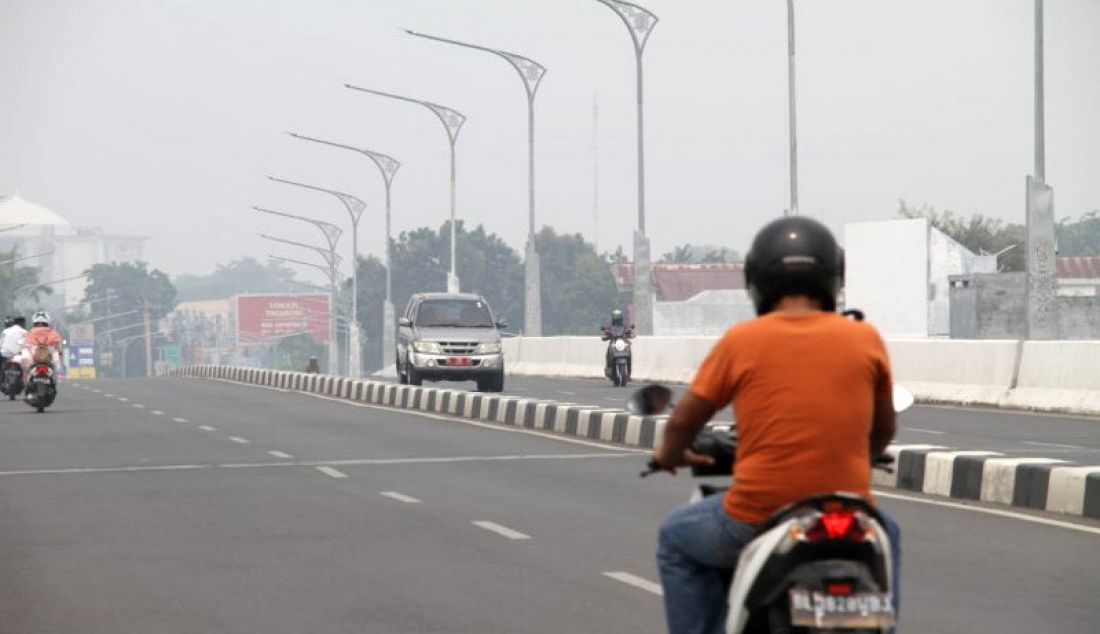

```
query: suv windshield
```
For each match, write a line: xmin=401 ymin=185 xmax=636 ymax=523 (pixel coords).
xmin=415 ymin=299 xmax=494 ymax=328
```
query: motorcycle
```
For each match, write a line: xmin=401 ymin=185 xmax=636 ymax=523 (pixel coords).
xmin=1 ymin=358 xmax=23 ymax=400
xmin=601 ymin=325 xmax=635 ymax=387
xmin=24 ymin=346 xmax=57 ymax=413
xmin=632 ymin=383 xmax=914 ymax=633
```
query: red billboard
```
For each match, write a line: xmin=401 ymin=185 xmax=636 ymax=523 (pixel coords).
xmin=235 ymin=294 xmax=331 ymax=343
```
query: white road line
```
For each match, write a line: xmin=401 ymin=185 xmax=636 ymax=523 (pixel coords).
xmin=132 ymin=404 xmax=145 ymax=409
xmin=92 ymin=389 xmax=101 ymax=393
xmin=472 ymin=521 xmax=531 ymax=540
xmin=874 ymin=490 xmax=1100 ymax=536
xmin=268 ymin=451 xmax=294 ymax=459
xmin=228 ymin=437 xmax=251 ymax=444
xmin=198 ymin=425 xmax=217 ymax=432
xmin=557 ymin=391 xmax=576 ymax=396
xmin=1022 ymin=440 xmax=1087 ymax=450
xmin=603 ymin=572 xmax=664 ymax=596
xmin=172 ymin=417 xmax=189 ymax=423
xmin=905 ymin=427 xmax=946 ymax=435
xmin=380 ymin=491 xmax=422 ymax=504
xmin=315 ymin=466 xmax=348 ymax=479
xmin=151 ymin=410 xmax=164 ymax=416
xmin=103 ymin=393 xmax=113 ymax=397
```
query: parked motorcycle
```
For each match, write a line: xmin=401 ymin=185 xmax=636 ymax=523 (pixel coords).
xmin=632 ymin=384 xmax=913 ymax=633
xmin=601 ymin=324 xmax=634 ymax=387
xmin=0 ymin=358 xmax=23 ymax=400
xmin=24 ymin=346 xmax=57 ymax=413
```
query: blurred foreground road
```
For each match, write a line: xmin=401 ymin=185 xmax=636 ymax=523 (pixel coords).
xmin=0 ymin=377 xmax=1097 ymax=633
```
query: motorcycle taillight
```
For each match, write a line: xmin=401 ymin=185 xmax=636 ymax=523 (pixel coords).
xmin=34 ymin=365 xmax=50 ymax=377
xmin=805 ymin=509 xmax=864 ymax=542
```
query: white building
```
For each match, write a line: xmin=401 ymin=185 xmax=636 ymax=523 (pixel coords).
xmin=0 ymin=195 xmax=147 ymax=308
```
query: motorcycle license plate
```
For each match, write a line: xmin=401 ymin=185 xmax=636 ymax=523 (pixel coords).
xmin=789 ymin=588 xmax=895 ymax=629
xmin=447 ymin=357 xmax=472 ymax=367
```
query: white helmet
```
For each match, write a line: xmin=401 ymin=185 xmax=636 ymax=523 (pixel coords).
xmin=32 ymin=310 xmax=50 ymax=327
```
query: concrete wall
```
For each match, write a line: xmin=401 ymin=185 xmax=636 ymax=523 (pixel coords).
xmin=950 ymin=273 xmax=1100 ymax=339
xmin=653 ymin=289 xmax=755 ymax=336
xmin=504 ymin=335 xmax=1100 ymax=417
xmin=845 ymin=219 xmax=930 ymax=337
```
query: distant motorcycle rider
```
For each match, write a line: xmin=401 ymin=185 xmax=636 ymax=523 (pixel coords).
xmin=602 ymin=309 xmax=634 ymax=372
xmin=18 ymin=311 xmax=62 ymax=373
xmin=1 ymin=315 xmax=28 ymax=376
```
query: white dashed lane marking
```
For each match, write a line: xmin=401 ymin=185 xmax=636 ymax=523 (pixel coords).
xmin=380 ymin=491 xmax=422 ymax=504
xmin=603 ymin=572 xmax=664 ymax=596
xmin=132 ymin=404 xmax=145 ymax=409
xmin=151 ymin=410 xmax=164 ymax=416
xmin=228 ymin=437 xmax=251 ymax=445
xmin=268 ymin=451 xmax=294 ymax=459
xmin=198 ymin=426 xmax=217 ymax=432
xmin=173 ymin=417 xmax=189 ymax=423
xmin=117 ymin=397 xmax=128 ymax=402
xmin=315 ymin=466 xmax=348 ymax=479
xmin=472 ymin=521 xmax=531 ymax=540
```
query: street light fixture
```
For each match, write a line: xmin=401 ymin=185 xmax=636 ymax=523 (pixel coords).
xmin=405 ymin=29 xmax=547 ymax=337
xmin=345 ymin=84 xmax=466 ymax=293
xmin=13 ymin=274 xmax=86 ymax=302
xmin=593 ymin=0 xmax=658 ymax=335
xmin=268 ymin=176 xmax=367 ymax=378
xmin=285 ymin=132 xmax=402 ymax=372
xmin=256 ymin=217 xmax=344 ymax=374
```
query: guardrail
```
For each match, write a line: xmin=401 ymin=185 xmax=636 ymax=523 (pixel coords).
xmin=503 ymin=337 xmax=1100 ymax=417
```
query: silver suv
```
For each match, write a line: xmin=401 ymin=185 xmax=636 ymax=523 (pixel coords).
xmin=397 ymin=293 xmax=506 ymax=392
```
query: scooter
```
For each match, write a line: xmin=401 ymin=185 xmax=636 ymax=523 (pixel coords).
xmin=602 ymin=325 xmax=635 ymax=388
xmin=0 ymin=358 xmax=23 ymax=400
xmin=632 ymin=384 xmax=914 ymax=633
xmin=23 ymin=347 xmax=57 ymax=413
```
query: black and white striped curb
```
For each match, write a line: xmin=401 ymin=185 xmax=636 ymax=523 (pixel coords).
xmin=164 ymin=366 xmax=1100 ymax=521
xmin=875 ymin=445 xmax=1100 ymax=520
xmin=164 ymin=365 xmax=668 ymax=449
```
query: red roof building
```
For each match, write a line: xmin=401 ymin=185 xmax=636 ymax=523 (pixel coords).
xmin=611 ymin=262 xmax=745 ymax=302
xmin=1057 ymin=256 xmax=1100 ymax=279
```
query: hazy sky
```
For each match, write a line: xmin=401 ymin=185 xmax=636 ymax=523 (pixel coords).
xmin=2 ymin=0 xmax=1098 ymax=279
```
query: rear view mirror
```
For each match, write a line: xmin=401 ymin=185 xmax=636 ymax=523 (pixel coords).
xmin=893 ymin=384 xmax=915 ymax=413
xmin=628 ymin=384 xmax=674 ymax=416
xmin=398 ymin=317 xmax=412 ymax=328
xmin=496 ymin=320 xmax=508 ymax=329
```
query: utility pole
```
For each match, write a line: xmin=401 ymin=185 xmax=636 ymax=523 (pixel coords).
xmin=1025 ymin=0 xmax=1057 ymax=340
xmin=143 ymin=301 xmax=153 ymax=378
xmin=786 ymin=0 xmax=799 ymax=216
xmin=593 ymin=94 xmax=600 ymax=252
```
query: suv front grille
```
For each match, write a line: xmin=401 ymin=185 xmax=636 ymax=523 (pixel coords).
xmin=438 ymin=341 xmax=478 ymax=355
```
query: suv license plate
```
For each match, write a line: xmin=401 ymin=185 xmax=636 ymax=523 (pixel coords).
xmin=447 ymin=357 xmax=472 ymax=367
xmin=789 ymin=589 xmax=895 ymax=629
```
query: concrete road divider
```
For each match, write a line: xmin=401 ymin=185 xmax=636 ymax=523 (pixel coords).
xmin=163 ymin=364 xmax=1100 ymax=520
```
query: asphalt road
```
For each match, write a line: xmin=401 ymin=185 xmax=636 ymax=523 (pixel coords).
xmin=406 ymin=374 xmax=1100 ymax=466
xmin=0 ymin=377 xmax=1097 ymax=633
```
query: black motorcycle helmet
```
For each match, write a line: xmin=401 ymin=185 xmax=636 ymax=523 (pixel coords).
xmin=610 ymin=309 xmax=624 ymax=326
xmin=12 ymin=316 xmax=26 ymax=328
xmin=743 ymin=216 xmax=844 ymax=316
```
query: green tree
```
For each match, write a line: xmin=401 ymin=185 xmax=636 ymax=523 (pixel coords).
xmin=661 ymin=244 xmax=694 ymax=263
xmin=273 ymin=332 xmax=327 ymax=371
xmin=1056 ymin=211 xmax=1100 ymax=256
xmin=0 ymin=248 xmax=50 ymax=317
xmin=898 ymin=201 xmax=1026 ymax=271
xmin=175 ymin=257 xmax=303 ymax=302
xmin=83 ymin=262 xmax=178 ymax=376
xmin=536 ymin=227 xmax=625 ymax=335
xmin=660 ymin=243 xmax=742 ymax=264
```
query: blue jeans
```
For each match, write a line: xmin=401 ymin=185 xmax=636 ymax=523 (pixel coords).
xmin=656 ymin=493 xmax=902 ymax=634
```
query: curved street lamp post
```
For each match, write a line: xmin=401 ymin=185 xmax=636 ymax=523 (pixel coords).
xmin=593 ymin=0 xmax=658 ymax=335
xmin=286 ymin=132 xmax=402 ymax=372
xmin=405 ymin=30 xmax=547 ymax=336
xmin=268 ymin=177 xmax=367 ymax=378
xmin=255 ymin=208 xmax=344 ymax=374
xmin=345 ymin=84 xmax=465 ymax=293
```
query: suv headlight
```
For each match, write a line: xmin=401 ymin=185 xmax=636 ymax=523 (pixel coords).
xmin=412 ymin=341 xmax=442 ymax=354
xmin=475 ymin=342 xmax=502 ymax=354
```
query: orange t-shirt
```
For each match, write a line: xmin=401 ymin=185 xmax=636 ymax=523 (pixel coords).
xmin=689 ymin=311 xmax=893 ymax=524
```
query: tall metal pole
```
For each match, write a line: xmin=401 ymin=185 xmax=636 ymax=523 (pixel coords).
xmin=284 ymin=133 xmax=400 ymax=374
xmin=1034 ymin=0 xmax=1045 ymax=183
xmin=593 ymin=0 xmax=658 ymax=336
xmin=787 ymin=0 xmax=799 ymax=216
xmin=593 ymin=94 xmax=600 ymax=252
xmin=1025 ymin=0 xmax=1056 ymax=340
xmin=404 ymin=30 xmax=547 ymax=333
xmin=344 ymin=85 xmax=465 ymax=293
